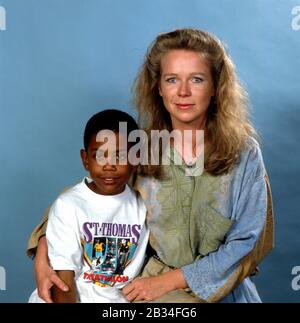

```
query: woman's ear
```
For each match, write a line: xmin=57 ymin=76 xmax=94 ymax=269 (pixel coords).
xmin=158 ymin=86 xmax=162 ymax=97
xmin=80 ymin=149 xmax=89 ymax=171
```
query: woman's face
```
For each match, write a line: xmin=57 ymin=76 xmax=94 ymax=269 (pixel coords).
xmin=159 ymin=49 xmax=215 ymax=130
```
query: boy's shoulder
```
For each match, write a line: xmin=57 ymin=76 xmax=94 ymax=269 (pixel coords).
xmin=52 ymin=179 xmax=86 ymax=207
xmin=56 ymin=180 xmax=144 ymax=204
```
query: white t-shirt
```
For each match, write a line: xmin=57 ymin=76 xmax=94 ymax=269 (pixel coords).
xmin=46 ymin=178 xmax=149 ymax=303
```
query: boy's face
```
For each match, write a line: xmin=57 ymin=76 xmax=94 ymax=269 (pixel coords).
xmin=80 ymin=131 xmax=134 ymax=195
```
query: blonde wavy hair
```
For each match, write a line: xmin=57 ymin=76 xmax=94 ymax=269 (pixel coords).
xmin=134 ymin=28 xmax=257 ymax=176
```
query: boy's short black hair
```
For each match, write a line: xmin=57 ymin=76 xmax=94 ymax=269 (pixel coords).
xmin=83 ymin=109 xmax=139 ymax=151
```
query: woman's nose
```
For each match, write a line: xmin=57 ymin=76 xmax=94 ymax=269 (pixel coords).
xmin=178 ymin=81 xmax=191 ymax=97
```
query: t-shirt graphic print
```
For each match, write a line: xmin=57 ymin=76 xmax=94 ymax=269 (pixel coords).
xmin=82 ymin=222 xmax=142 ymax=286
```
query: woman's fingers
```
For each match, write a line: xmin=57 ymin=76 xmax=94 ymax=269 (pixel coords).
xmin=122 ymin=280 xmax=136 ymax=296
xmin=37 ymin=269 xmax=69 ymax=303
xmin=122 ymin=280 xmax=143 ymax=301
xmin=125 ymin=289 xmax=140 ymax=302
xmin=39 ymin=287 xmax=53 ymax=304
xmin=37 ymin=277 xmax=54 ymax=303
xmin=50 ymin=272 xmax=69 ymax=292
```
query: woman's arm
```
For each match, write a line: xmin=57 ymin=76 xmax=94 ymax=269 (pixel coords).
xmin=34 ymin=236 xmax=69 ymax=303
xmin=27 ymin=188 xmax=73 ymax=302
xmin=27 ymin=208 xmax=50 ymax=258
xmin=179 ymin=157 xmax=274 ymax=302
xmin=52 ymin=271 xmax=76 ymax=303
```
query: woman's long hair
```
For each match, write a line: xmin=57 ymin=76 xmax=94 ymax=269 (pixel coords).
xmin=134 ymin=28 xmax=257 ymax=176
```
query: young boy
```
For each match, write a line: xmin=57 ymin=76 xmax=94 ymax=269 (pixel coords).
xmin=29 ymin=109 xmax=149 ymax=303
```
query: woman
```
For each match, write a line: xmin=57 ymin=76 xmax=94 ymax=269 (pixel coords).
xmin=27 ymin=28 xmax=274 ymax=303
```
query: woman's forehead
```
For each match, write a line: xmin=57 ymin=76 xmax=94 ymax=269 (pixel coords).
xmin=160 ymin=49 xmax=211 ymax=73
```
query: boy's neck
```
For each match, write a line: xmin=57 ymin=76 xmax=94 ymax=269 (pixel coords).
xmin=85 ymin=179 xmax=126 ymax=196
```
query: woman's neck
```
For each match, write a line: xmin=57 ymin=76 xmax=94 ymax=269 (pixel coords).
xmin=170 ymin=129 xmax=205 ymax=162
xmin=170 ymin=113 xmax=207 ymax=132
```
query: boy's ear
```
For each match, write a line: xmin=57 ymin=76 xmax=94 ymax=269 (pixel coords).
xmin=134 ymin=149 xmax=142 ymax=172
xmin=80 ymin=149 xmax=89 ymax=171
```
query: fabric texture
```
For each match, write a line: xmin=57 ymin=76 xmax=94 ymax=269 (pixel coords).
xmin=135 ymin=139 xmax=274 ymax=303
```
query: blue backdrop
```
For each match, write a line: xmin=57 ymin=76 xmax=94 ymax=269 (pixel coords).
xmin=0 ymin=0 xmax=299 ymax=303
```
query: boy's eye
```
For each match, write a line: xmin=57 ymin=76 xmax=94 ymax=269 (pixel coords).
xmin=96 ymin=150 xmax=106 ymax=161
xmin=116 ymin=153 xmax=127 ymax=161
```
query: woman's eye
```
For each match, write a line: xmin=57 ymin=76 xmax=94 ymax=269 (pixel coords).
xmin=165 ymin=77 xmax=176 ymax=84
xmin=192 ymin=77 xmax=203 ymax=83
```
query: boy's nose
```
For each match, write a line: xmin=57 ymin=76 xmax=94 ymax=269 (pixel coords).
xmin=103 ymin=163 xmax=117 ymax=171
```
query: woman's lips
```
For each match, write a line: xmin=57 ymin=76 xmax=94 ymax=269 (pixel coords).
xmin=175 ymin=104 xmax=194 ymax=110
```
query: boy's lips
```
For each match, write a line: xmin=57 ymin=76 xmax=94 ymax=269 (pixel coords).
xmin=100 ymin=177 xmax=120 ymax=184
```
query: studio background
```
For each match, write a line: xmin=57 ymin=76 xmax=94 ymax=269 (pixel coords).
xmin=0 ymin=0 xmax=299 ymax=302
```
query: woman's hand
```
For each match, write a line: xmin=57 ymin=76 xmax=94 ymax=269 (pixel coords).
xmin=122 ymin=269 xmax=187 ymax=302
xmin=34 ymin=236 xmax=69 ymax=303
xmin=122 ymin=276 xmax=168 ymax=302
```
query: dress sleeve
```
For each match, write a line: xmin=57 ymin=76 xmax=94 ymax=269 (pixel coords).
xmin=26 ymin=208 xmax=49 ymax=259
xmin=181 ymin=145 xmax=274 ymax=302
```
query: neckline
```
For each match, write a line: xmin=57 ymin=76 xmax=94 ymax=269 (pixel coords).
xmin=81 ymin=177 xmax=130 ymax=200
